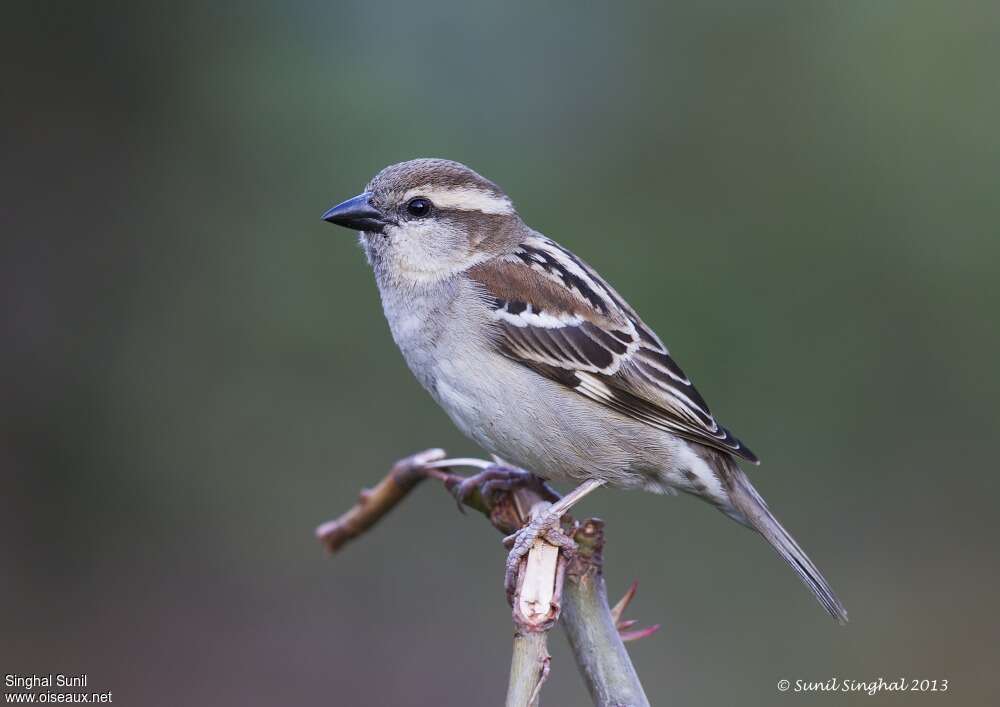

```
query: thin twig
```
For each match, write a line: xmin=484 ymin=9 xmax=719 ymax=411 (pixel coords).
xmin=315 ymin=449 xmax=506 ymax=553
xmin=315 ymin=448 xmax=447 ymax=552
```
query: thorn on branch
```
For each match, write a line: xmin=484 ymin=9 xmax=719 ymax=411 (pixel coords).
xmin=619 ymin=624 xmax=662 ymax=643
xmin=610 ymin=580 xmax=638 ymax=624
xmin=610 ymin=580 xmax=661 ymax=643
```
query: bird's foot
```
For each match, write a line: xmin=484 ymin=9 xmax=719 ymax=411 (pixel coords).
xmin=450 ymin=464 xmax=558 ymax=513
xmin=502 ymin=509 xmax=576 ymax=604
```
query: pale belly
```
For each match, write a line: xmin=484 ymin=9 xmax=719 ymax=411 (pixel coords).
xmin=427 ymin=345 xmax=704 ymax=493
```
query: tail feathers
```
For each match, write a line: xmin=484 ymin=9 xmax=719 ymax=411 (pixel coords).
xmin=727 ymin=469 xmax=848 ymax=624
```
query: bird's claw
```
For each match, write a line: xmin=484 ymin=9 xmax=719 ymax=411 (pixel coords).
xmin=502 ymin=510 xmax=576 ymax=604
xmin=450 ymin=465 xmax=557 ymax=513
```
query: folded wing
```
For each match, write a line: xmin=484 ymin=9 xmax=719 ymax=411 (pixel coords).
xmin=468 ymin=235 xmax=759 ymax=464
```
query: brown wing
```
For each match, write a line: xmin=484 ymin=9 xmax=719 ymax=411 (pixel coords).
xmin=468 ymin=235 xmax=759 ymax=463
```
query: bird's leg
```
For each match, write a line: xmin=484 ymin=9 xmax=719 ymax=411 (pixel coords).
xmin=501 ymin=478 xmax=606 ymax=603
xmin=449 ymin=464 xmax=559 ymax=512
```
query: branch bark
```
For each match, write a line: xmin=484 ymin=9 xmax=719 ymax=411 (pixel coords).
xmin=507 ymin=630 xmax=550 ymax=707
xmin=562 ymin=520 xmax=651 ymax=707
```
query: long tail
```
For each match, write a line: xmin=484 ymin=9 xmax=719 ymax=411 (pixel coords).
xmin=724 ymin=466 xmax=848 ymax=624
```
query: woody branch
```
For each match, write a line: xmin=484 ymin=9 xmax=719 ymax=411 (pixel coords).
xmin=315 ymin=448 xmax=657 ymax=707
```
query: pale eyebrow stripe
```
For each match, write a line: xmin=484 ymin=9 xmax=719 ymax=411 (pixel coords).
xmin=401 ymin=186 xmax=514 ymax=215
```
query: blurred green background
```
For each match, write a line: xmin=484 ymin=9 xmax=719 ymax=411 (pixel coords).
xmin=2 ymin=1 xmax=998 ymax=705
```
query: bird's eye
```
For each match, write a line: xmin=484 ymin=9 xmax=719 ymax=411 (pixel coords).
xmin=405 ymin=197 xmax=433 ymax=218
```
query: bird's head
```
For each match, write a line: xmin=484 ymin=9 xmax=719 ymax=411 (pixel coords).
xmin=323 ymin=159 xmax=524 ymax=284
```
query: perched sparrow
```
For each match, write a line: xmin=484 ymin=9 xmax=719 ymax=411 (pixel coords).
xmin=323 ymin=159 xmax=847 ymax=623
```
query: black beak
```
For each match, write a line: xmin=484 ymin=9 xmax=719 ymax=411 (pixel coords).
xmin=321 ymin=192 xmax=386 ymax=233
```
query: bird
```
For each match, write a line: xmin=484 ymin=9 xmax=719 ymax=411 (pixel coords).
xmin=322 ymin=158 xmax=847 ymax=623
